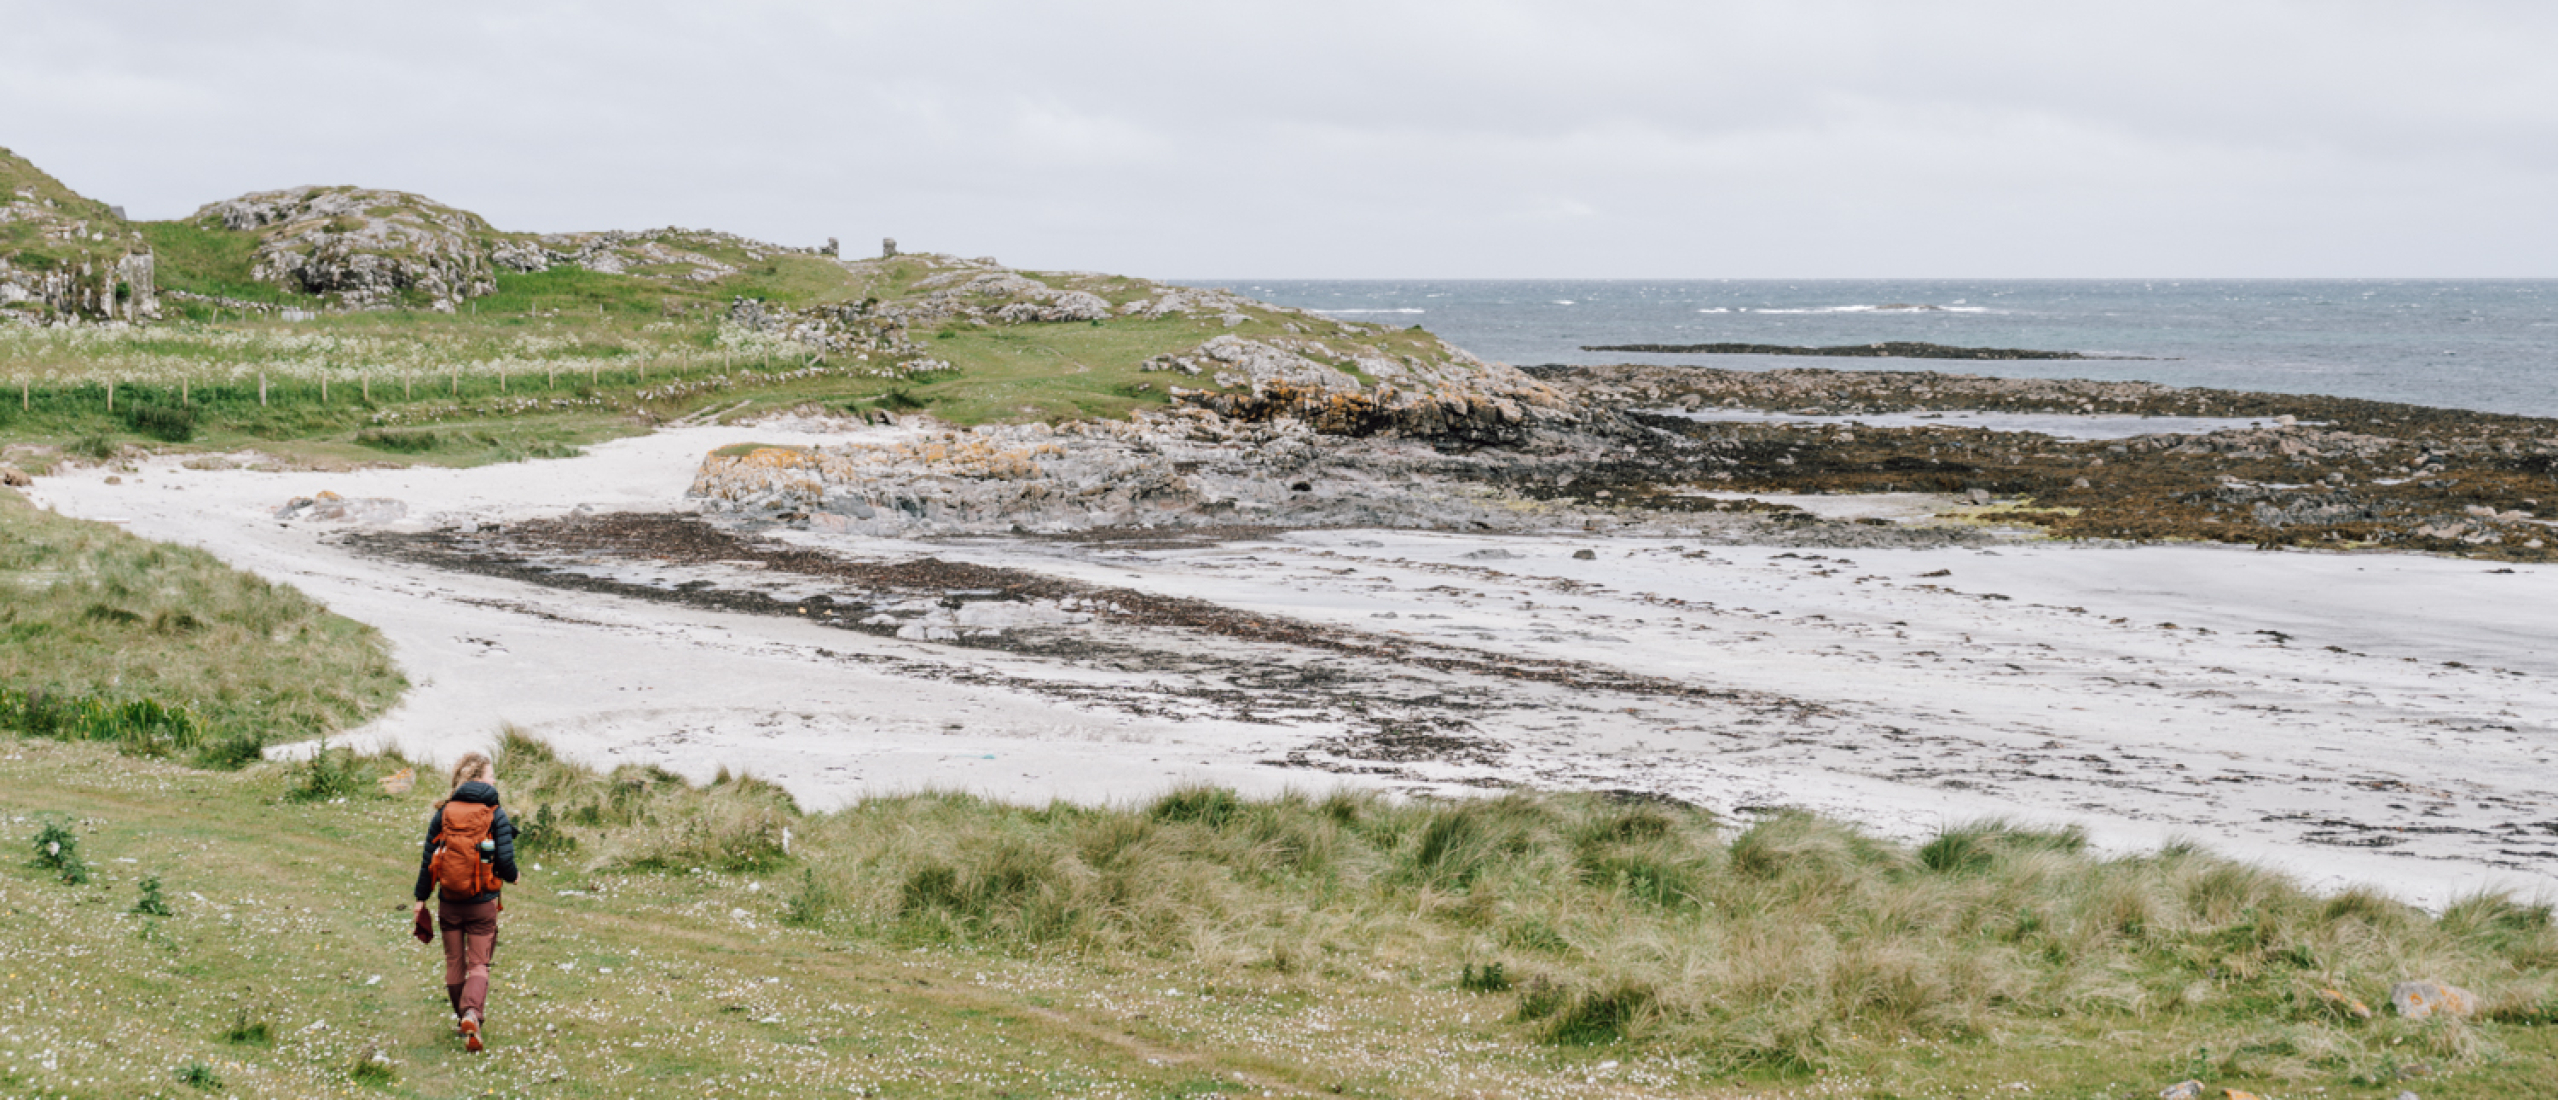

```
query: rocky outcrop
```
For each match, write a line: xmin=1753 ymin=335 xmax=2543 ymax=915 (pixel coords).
xmin=685 ymin=408 xmax=1990 ymax=551
xmin=190 ymin=181 xmax=829 ymax=308
xmin=1146 ymin=334 xmax=1573 ymax=443
xmin=1581 ymin=340 xmax=2121 ymax=361
xmin=1541 ymin=363 xmax=2558 ymax=560
xmin=995 ymin=290 xmax=1111 ymax=323
xmin=687 ymin=412 xmax=1558 ymax=535
xmin=197 ymin=186 xmax=498 ymax=309
xmin=1117 ymin=286 xmax=1256 ymax=319
xmin=0 ymin=147 xmax=157 ymax=323
xmin=883 ymin=266 xmax=1116 ymax=327
xmin=494 ymin=227 xmax=820 ymax=282
xmin=723 ymin=296 xmax=948 ymax=376
xmin=0 ymin=248 xmax=156 ymax=323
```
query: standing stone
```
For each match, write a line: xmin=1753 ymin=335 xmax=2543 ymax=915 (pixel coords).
xmin=881 ymin=237 xmax=899 ymax=258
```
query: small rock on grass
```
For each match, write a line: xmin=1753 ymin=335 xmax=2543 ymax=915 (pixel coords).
xmin=2316 ymin=986 xmax=2374 ymax=1019
xmin=2390 ymin=979 xmax=2477 ymax=1020
xmin=2159 ymin=1081 xmax=2203 ymax=1100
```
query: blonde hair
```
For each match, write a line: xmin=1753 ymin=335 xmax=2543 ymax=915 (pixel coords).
xmin=447 ymin=752 xmax=493 ymax=793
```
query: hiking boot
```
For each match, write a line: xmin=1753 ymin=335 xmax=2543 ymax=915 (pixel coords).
xmin=460 ymin=1013 xmax=483 ymax=1053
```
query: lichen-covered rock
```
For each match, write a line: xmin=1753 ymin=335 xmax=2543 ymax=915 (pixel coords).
xmin=197 ymin=186 xmax=498 ymax=308
xmin=995 ymin=290 xmax=1111 ymax=323
xmin=188 ymin=183 xmax=826 ymax=310
xmin=1118 ymin=286 xmax=1253 ymax=319
xmin=722 ymin=296 xmax=939 ymax=374
xmin=273 ymin=491 xmax=409 ymax=525
xmin=1152 ymin=334 xmax=1573 ymax=444
xmin=686 ymin=405 xmax=1997 ymax=551
xmin=2389 ymin=979 xmax=2477 ymax=1019
xmin=891 ymin=268 xmax=1117 ymax=326
xmin=0 ymin=147 xmax=157 ymax=322
xmin=509 ymin=227 xmax=800 ymax=282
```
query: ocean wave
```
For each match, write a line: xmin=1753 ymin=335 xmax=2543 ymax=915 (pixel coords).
xmin=1697 ymin=307 xmax=1731 ymax=313
xmin=1743 ymin=304 xmax=1996 ymax=314
xmin=1553 ymin=300 xmax=1576 ymax=306
xmin=1313 ymin=308 xmax=1426 ymax=314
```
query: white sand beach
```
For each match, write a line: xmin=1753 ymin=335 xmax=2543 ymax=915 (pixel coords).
xmin=30 ymin=423 xmax=2557 ymax=908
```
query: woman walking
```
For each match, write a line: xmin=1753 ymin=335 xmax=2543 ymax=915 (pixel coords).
xmin=413 ymin=752 xmax=518 ymax=1052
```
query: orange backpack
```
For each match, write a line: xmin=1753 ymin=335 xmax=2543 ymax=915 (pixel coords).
xmin=429 ymin=801 xmax=505 ymax=898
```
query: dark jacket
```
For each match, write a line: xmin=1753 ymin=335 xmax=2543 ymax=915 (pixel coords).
xmin=413 ymin=781 xmax=520 ymax=904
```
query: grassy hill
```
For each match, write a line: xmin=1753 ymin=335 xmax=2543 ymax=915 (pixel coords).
xmin=0 ymin=148 xmax=1515 ymax=467
xmin=0 ymin=147 xmax=157 ymax=322
xmin=0 ymin=255 xmax=1478 ymax=469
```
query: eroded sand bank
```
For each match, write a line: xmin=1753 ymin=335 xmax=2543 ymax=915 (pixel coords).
xmin=29 ymin=423 xmax=2555 ymax=907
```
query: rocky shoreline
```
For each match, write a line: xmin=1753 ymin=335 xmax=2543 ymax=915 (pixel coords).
xmin=1539 ymin=365 xmax=2557 ymax=560
xmin=1579 ymin=340 xmax=2132 ymax=361
xmin=682 ymin=363 xmax=2557 ymax=563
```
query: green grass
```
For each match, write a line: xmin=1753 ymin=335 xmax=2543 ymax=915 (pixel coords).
xmin=137 ymin=218 xmax=308 ymax=305
xmin=6 ymin=733 xmax=2553 ymax=1098
xmin=0 ymin=486 xmax=404 ymax=762
xmin=0 ymin=309 xmax=1299 ymax=462
xmin=2 ymin=247 xmax=1472 ymax=466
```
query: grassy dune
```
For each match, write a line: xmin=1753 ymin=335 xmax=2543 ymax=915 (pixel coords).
xmin=4 ymin=725 xmax=2551 ymax=1098
xmin=0 ymin=486 xmax=404 ymax=763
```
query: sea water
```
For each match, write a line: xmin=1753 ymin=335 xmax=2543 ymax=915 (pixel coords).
xmin=1197 ymin=280 xmax=2558 ymax=418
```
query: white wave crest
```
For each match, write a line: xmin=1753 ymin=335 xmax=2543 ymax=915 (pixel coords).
xmin=1744 ymin=304 xmax=1994 ymax=315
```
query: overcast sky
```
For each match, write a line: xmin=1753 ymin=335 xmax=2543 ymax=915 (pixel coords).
xmin=4 ymin=1 xmax=2553 ymax=278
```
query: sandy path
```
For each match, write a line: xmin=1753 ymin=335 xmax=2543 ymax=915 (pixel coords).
xmin=29 ymin=425 xmax=2556 ymax=906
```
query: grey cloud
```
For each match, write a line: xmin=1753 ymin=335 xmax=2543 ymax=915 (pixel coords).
xmin=1 ymin=0 xmax=2551 ymax=276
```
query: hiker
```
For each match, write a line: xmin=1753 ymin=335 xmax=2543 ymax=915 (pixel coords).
xmin=412 ymin=751 xmax=518 ymax=1053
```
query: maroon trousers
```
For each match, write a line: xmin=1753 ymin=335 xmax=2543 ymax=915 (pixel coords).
xmin=437 ymin=897 xmax=501 ymax=1020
